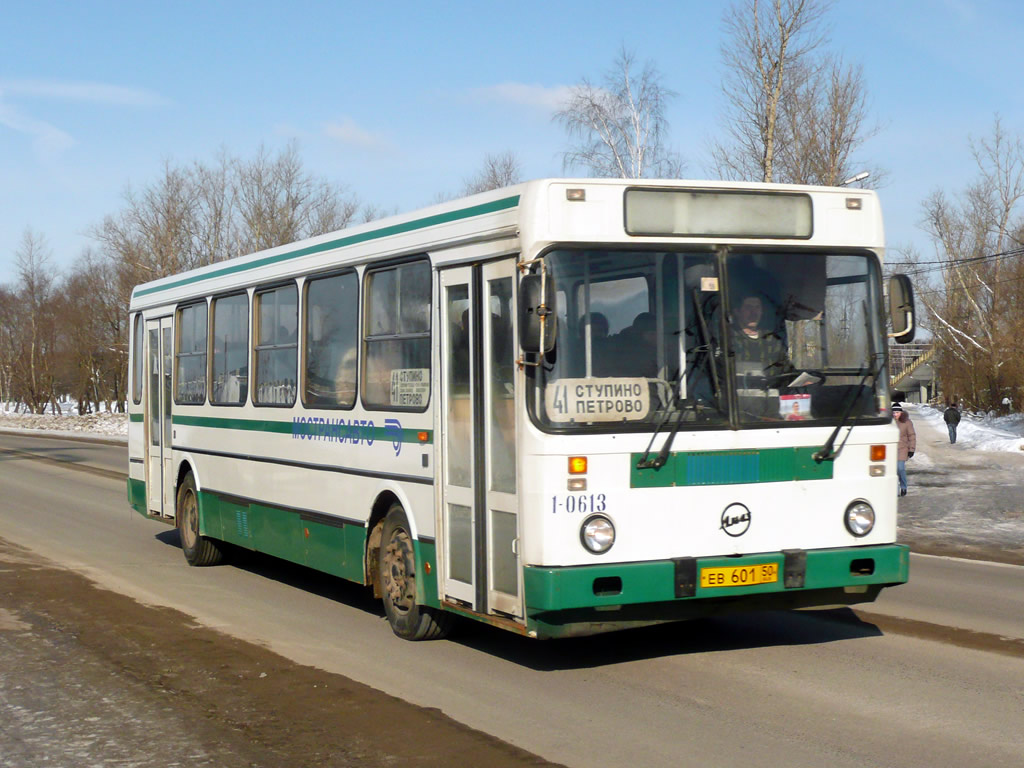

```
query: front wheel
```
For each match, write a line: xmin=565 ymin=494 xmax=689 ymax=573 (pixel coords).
xmin=379 ymin=504 xmax=452 ymax=641
xmin=177 ymin=473 xmax=223 ymax=567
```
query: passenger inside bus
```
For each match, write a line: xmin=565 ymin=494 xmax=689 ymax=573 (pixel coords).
xmin=618 ymin=311 xmax=659 ymax=378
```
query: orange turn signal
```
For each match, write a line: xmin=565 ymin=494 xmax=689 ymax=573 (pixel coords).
xmin=417 ymin=431 xmax=429 ymax=443
xmin=870 ymin=445 xmax=886 ymax=461
xmin=568 ymin=456 xmax=588 ymax=474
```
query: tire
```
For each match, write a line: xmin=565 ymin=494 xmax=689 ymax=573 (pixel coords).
xmin=177 ymin=473 xmax=224 ymax=567
xmin=379 ymin=504 xmax=452 ymax=641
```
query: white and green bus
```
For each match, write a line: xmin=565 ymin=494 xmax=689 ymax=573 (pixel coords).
xmin=127 ymin=178 xmax=916 ymax=640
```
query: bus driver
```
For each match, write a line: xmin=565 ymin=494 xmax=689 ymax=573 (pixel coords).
xmin=730 ymin=293 xmax=791 ymax=386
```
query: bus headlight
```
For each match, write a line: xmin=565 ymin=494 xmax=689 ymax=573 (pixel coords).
xmin=845 ymin=501 xmax=875 ymax=537
xmin=580 ymin=515 xmax=615 ymax=554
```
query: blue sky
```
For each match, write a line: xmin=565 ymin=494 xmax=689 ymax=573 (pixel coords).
xmin=2 ymin=0 xmax=1022 ymax=286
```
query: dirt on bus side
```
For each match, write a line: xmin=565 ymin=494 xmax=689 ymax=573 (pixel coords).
xmin=0 ymin=538 xmax=561 ymax=768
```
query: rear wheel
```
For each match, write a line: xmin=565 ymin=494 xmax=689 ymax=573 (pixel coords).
xmin=379 ymin=504 xmax=452 ymax=640
xmin=177 ymin=473 xmax=223 ymax=567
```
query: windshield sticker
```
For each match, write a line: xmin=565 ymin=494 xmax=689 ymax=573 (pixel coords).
xmin=780 ymin=393 xmax=811 ymax=420
xmin=390 ymin=368 xmax=429 ymax=407
xmin=545 ymin=378 xmax=650 ymax=423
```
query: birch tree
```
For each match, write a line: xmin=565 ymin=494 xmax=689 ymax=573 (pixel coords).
xmin=13 ymin=229 xmax=61 ymax=413
xmin=711 ymin=0 xmax=831 ymax=183
xmin=555 ymin=48 xmax=683 ymax=178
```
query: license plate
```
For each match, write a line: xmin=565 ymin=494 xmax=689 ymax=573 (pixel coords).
xmin=700 ymin=562 xmax=779 ymax=589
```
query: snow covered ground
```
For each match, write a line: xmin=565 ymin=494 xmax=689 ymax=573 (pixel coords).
xmin=0 ymin=403 xmax=128 ymax=441
xmin=911 ymin=404 xmax=1024 ymax=452
xmin=899 ymin=403 xmax=1024 ymax=565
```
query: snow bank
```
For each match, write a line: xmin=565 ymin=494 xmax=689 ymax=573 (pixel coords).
xmin=911 ymin=404 xmax=1024 ymax=453
xmin=0 ymin=405 xmax=128 ymax=439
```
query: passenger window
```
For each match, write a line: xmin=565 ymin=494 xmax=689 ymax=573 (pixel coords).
xmin=363 ymin=260 xmax=431 ymax=410
xmin=254 ymin=284 xmax=298 ymax=406
xmin=304 ymin=272 xmax=358 ymax=408
xmin=175 ymin=302 xmax=208 ymax=405
xmin=211 ymin=293 xmax=249 ymax=405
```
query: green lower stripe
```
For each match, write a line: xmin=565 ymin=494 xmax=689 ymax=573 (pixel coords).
xmin=631 ymin=446 xmax=832 ymax=487
xmin=173 ymin=414 xmax=432 ymax=444
xmin=523 ymin=545 xmax=908 ymax=612
xmin=198 ymin=489 xmax=367 ymax=582
xmin=127 ymin=477 xmax=147 ymax=515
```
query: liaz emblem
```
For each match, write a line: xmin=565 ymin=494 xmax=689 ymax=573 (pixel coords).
xmin=720 ymin=503 xmax=751 ymax=537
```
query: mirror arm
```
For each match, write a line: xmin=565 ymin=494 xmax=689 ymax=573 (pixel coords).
xmin=517 ymin=256 xmax=552 ymax=368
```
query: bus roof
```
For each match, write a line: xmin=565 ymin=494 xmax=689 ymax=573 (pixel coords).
xmin=129 ymin=178 xmax=883 ymax=310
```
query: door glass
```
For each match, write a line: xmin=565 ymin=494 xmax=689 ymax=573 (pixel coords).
xmin=490 ymin=510 xmax=518 ymax=596
xmin=162 ymin=328 xmax=173 ymax=447
xmin=446 ymin=284 xmax=471 ymax=488
xmin=149 ymin=329 xmax=160 ymax=447
xmin=488 ymin=277 xmax=516 ymax=494
xmin=448 ymin=504 xmax=473 ymax=583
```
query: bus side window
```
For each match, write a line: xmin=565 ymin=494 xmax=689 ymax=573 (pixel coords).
xmin=211 ymin=293 xmax=249 ymax=405
xmin=363 ymin=259 xmax=431 ymax=410
xmin=254 ymin=284 xmax=298 ymax=406
xmin=175 ymin=301 xmax=208 ymax=405
xmin=304 ymin=272 xmax=358 ymax=408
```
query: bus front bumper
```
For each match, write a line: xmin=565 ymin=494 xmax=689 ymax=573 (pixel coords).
xmin=522 ymin=544 xmax=909 ymax=639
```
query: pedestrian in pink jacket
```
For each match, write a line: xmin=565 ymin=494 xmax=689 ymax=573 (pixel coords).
xmin=893 ymin=403 xmax=916 ymax=496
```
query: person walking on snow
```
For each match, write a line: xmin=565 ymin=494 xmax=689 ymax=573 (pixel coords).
xmin=893 ymin=403 xmax=916 ymax=496
xmin=943 ymin=401 xmax=961 ymax=444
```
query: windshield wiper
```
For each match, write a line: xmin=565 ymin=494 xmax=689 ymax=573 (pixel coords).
xmin=812 ymin=357 xmax=884 ymax=463
xmin=634 ymin=374 xmax=685 ymax=470
xmin=636 ymin=288 xmax=721 ymax=470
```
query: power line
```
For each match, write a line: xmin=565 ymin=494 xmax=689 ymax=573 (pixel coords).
xmin=887 ymin=245 xmax=1024 ymax=275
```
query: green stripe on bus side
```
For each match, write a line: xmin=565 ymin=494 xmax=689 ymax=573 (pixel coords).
xmin=129 ymin=413 xmax=144 ymax=423
xmin=630 ymin=446 xmax=832 ymax=488
xmin=172 ymin=414 xmax=432 ymax=444
xmin=523 ymin=545 xmax=909 ymax=614
xmin=127 ymin=477 xmax=147 ymax=516
xmin=198 ymin=489 xmax=367 ymax=583
xmin=133 ymin=195 xmax=520 ymax=299
xmin=413 ymin=538 xmax=441 ymax=608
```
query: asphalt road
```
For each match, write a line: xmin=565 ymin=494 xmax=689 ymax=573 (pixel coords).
xmin=1 ymin=430 xmax=1022 ymax=767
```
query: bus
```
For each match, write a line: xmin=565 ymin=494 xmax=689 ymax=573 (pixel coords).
xmin=127 ymin=178 xmax=916 ymax=640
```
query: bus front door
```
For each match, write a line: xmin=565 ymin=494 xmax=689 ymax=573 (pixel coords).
xmin=144 ymin=317 xmax=175 ymax=518
xmin=439 ymin=260 xmax=522 ymax=619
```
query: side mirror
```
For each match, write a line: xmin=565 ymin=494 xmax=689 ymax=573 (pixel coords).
xmin=888 ymin=273 xmax=915 ymax=343
xmin=519 ymin=273 xmax=557 ymax=354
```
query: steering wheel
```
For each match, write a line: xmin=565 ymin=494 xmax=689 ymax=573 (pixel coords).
xmin=768 ymin=369 xmax=827 ymax=388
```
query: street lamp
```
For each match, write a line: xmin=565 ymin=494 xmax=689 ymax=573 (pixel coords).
xmin=840 ymin=171 xmax=870 ymax=186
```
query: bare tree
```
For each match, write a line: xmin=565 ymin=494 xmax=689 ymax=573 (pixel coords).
xmin=462 ymin=151 xmax=522 ymax=195
xmin=59 ymin=249 xmax=128 ymax=412
xmin=95 ymin=143 xmax=363 ymax=286
xmin=12 ymin=229 xmax=61 ymax=413
xmin=776 ymin=57 xmax=884 ymax=186
xmin=555 ymin=48 xmax=684 ymax=178
xmin=711 ymin=0 xmax=832 ymax=183
xmin=0 ymin=285 xmax=17 ymax=410
xmin=919 ymin=117 xmax=1024 ymax=407
xmin=233 ymin=142 xmax=360 ymax=254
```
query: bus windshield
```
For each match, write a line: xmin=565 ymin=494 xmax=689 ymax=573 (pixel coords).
xmin=530 ymin=248 xmax=887 ymax=431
